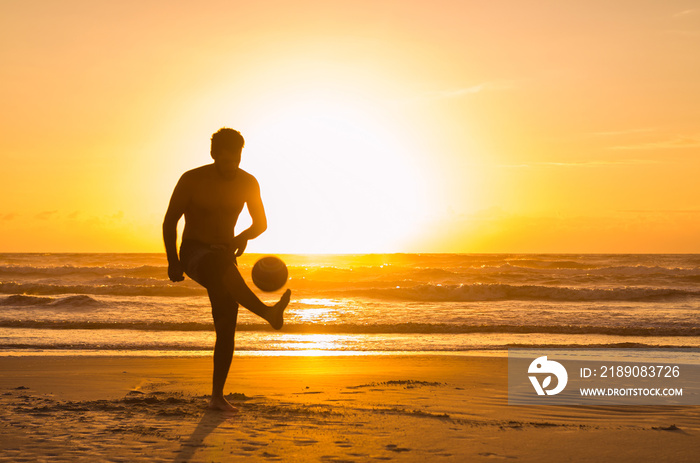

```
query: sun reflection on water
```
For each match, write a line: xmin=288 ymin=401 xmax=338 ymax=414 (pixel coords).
xmin=298 ymin=298 xmax=341 ymax=306
xmin=277 ymin=334 xmax=351 ymax=351
xmin=293 ymin=299 xmax=344 ymax=324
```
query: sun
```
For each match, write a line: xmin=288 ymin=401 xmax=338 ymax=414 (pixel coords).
xmin=240 ymin=90 xmax=431 ymax=254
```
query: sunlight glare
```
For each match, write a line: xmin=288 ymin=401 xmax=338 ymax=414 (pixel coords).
xmin=243 ymin=91 xmax=430 ymax=253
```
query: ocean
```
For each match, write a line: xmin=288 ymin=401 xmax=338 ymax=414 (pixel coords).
xmin=0 ymin=253 xmax=698 ymax=356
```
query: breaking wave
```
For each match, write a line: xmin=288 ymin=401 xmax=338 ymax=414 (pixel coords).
xmin=345 ymin=283 xmax=700 ymax=302
xmin=0 ymin=294 xmax=104 ymax=308
xmin=0 ymin=282 xmax=205 ymax=297
xmin=2 ymin=281 xmax=698 ymax=302
xmin=0 ymin=320 xmax=697 ymax=336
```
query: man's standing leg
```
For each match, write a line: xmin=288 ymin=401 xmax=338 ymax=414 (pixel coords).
xmin=207 ymin=283 xmax=239 ymax=412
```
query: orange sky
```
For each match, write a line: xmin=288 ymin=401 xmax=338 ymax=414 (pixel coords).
xmin=2 ymin=1 xmax=699 ymax=253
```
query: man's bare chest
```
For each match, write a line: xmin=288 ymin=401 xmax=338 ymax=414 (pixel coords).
xmin=188 ymin=181 xmax=246 ymax=215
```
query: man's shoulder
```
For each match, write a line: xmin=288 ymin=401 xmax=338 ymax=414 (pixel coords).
xmin=238 ymin=169 xmax=261 ymax=192
xmin=236 ymin=168 xmax=257 ymax=182
xmin=184 ymin=164 xmax=214 ymax=176
xmin=180 ymin=165 xmax=214 ymax=182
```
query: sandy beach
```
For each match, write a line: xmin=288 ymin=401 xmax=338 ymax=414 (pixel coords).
xmin=0 ymin=354 xmax=698 ymax=462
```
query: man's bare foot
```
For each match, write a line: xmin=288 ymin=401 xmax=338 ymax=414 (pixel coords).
xmin=268 ymin=289 xmax=291 ymax=330
xmin=208 ymin=396 xmax=239 ymax=413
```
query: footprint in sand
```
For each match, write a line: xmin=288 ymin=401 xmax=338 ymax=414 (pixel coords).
xmin=261 ymin=451 xmax=282 ymax=460
xmin=478 ymin=452 xmax=517 ymax=459
xmin=294 ymin=438 xmax=319 ymax=446
xmin=320 ymin=456 xmax=358 ymax=463
xmin=385 ymin=444 xmax=411 ymax=453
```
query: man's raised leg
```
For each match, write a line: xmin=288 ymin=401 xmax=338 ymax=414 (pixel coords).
xmin=221 ymin=264 xmax=290 ymax=329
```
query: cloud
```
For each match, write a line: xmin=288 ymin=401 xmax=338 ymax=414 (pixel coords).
xmin=672 ymin=9 xmax=699 ymax=18
xmin=609 ymin=136 xmax=700 ymax=150
xmin=1 ymin=213 xmax=19 ymax=221
xmin=617 ymin=209 xmax=700 ymax=215
xmin=664 ymin=10 xmax=700 ymax=36
xmin=110 ymin=211 xmax=125 ymax=221
xmin=35 ymin=210 xmax=59 ymax=220
xmin=589 ymin=127 xmax=657 ymax=137
xmin=499 ymin=159 xmax=662 ymax=168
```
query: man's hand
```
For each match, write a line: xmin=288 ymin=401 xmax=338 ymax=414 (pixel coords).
xmin=230 ymin=235 xmax=249 ymax=257
xmin=168 ymin=260 xmax=185 ymax=282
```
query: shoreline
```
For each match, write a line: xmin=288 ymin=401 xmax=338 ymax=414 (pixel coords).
xmin=0 ymin=349 xmax=511 ymax=358
xmin=2 ymin=342 xmax=698 ymax=358
xmin=1 ymin=354 xmax=699 ymax=462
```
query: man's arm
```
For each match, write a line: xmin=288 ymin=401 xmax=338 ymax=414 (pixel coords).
xmin=163 ymin=174 xmax=190 ymax=282
xmin=230 ymin=176 xmax=267 ymax=257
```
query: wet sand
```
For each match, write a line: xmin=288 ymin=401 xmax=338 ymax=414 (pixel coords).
xmin=0 ymin=354 xmax=698 ymax=462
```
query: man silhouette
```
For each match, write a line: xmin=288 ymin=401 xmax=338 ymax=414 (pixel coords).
xmin=163 ymin=128 xmax=290 ymax=412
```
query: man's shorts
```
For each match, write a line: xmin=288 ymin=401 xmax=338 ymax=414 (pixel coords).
xmin=179 ymin=239 xmax=237 ymax=289
xmin=179 ymin=239 xmax=239 ymax=325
